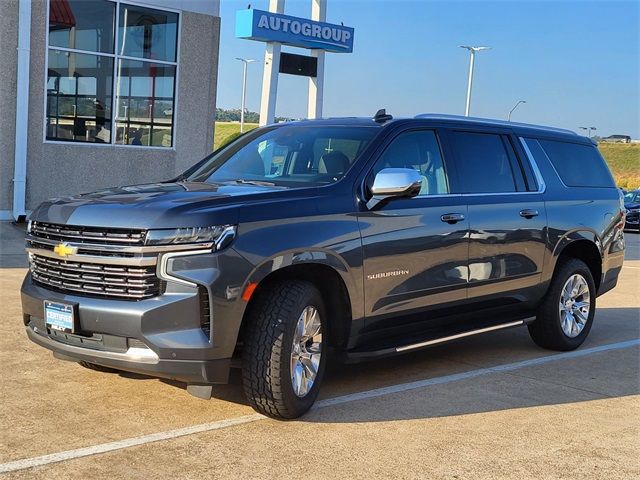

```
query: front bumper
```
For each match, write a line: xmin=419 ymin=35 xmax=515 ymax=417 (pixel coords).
xmin=25 ymin=325 xmax=231 ymax=383
xmin=21 ymin=247 xmax=255 ymax=385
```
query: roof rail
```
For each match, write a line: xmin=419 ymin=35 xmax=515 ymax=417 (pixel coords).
xmin=414 ymin=113 xmax=577 ymax=136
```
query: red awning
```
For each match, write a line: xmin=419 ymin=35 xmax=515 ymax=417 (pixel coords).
xmin=49 ymin=0 xmax=76 ymax=29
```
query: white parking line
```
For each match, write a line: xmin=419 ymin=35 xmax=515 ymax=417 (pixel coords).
xmin=1 ymin=338 xmax=638 ymax=474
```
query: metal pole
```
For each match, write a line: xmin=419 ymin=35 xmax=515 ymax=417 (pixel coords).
xmin=307 ymin=0 xmax=326 ymax=119
xmin=464 ymin=50 xmax=475 ymax=117
xmin=259 ymin=0 xmax=285 ymax=126
xmin=240 ymin=61 xmax=248 ymax=133
xmin=508 ymin=100 xmax=526 ymax=122
xmin=12 ymin=0 xmax=31 ymax=221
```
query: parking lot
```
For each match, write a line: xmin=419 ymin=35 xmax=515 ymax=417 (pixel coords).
xmin=1 ymin=222 xmax=638 ymax=479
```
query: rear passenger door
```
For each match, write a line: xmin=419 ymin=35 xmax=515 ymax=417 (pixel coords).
xmin=445 ymin=128 xmax=547 ymax=308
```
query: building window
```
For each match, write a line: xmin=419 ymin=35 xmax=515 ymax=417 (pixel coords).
xmin=46 ymin=0 xmax=179 ymax=147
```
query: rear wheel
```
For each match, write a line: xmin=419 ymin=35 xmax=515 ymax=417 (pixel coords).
xmin=242 ymin=280 xmax=326 ymax=419
xmin=528 ymin=258 xmax=596 ymax=351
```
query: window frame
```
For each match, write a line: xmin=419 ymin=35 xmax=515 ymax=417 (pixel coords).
xmin=365 ymin=127 xmax=455 ymax=199
xmin=443 ymin=127 xmax=547 ymax=196
xmin=43 ymin=0 xmax=181 ymax=150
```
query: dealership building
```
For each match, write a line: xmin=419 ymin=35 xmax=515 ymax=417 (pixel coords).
xmin=0 ymin=0 xmax=221 ymax=221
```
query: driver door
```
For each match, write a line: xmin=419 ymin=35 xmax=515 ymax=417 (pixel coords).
xmin=357 ymin=128 xmax=469 ymax=332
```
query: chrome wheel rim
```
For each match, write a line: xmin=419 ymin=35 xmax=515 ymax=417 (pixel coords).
xmin=290 ymin=306 xmax=322 ymax=398
xmin=559 ymin=274 xmax=591 ymax=338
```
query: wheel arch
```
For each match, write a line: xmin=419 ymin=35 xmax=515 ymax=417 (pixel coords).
xmin=238 ymin=251 xmax=360 ymax=351
xmin=549 ymin=230 xmax=603 ymax=290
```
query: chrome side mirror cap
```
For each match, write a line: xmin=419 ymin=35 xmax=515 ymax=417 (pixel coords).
xmin=366 ymin=168 xmax=422 ymax=210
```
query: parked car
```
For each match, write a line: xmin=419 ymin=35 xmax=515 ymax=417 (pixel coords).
xmin=624 ymin=189 xmax=640 ymax=232
xmin=600 ymin=135 xmax=631 ymax=144
xmin=21 ymin=112 xmax=626 ymax=419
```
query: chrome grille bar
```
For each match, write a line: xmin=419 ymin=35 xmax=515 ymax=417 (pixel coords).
xmin=30 ymin=254 xmax=161 ymax=300
xmin=31 ymin=222 xmax=146 ymax=245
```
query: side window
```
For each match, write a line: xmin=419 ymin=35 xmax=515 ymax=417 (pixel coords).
xmin=534 ymin=139 xmax=615 ymax=188
xmin=450 ymin=131 xmax=519 ymax=194
xmin=371 ymin=130 xmax=450 ymax=196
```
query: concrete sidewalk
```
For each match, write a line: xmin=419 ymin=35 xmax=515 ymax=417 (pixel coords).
xmin=0 ymin=221 xmax=27 ymax=268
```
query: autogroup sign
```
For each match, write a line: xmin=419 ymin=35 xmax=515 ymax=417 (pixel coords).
xmin=236 ymin=9 xmax=354 ymax=53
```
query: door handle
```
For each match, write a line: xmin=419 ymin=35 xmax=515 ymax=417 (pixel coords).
xmin=519 ymin=209 xmax=539 ymax=219
xmin=441 ymin=213 xmax=465 ymax=224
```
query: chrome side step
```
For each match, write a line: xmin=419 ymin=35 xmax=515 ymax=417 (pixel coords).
xmin=396 ymin=319 xmax=527 ymax=353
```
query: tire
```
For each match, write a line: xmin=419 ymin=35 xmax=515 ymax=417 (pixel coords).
xmin=78 ymin=361 xmax=120 ymax=373
xmin=528 ymin=258 xmax=596 ymax=351
xmin=242 ymin=280 xmax=327 ymax=419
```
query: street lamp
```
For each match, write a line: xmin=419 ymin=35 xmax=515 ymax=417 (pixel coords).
xmin=459 ymin=45 xmax=490 ymax=117
xmin=508 ymin=100 xmax=526 ymax=121
xmin=579 ymin=126 xmax=597 ymax=138
xmin=236 ymin=57 xmax=257 ymax=133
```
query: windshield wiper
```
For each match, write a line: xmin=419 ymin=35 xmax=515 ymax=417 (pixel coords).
xmin=232 ymin=179 xmax=276 ymax=187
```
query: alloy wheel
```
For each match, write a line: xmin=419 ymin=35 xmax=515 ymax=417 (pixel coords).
xmin=558 ymin=273 xmax=591 ymax=338
xmin=290 ymin=306 xmax=323 ymax=397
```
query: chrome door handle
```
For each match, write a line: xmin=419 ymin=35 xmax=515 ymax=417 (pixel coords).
xmin=441 ymin=213 xmax=465 ymax=224
xmin=519 ymin=209 xmax=539 ymax=219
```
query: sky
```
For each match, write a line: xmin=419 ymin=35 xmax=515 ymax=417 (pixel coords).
xmin=216 ymin=0 xmax=640 ymax=137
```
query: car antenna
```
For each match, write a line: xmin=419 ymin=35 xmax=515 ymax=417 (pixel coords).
xmin=373 ymin=108 xmax=393 ymax=123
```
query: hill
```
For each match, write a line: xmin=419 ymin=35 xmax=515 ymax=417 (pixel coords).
xmin=598 ymin=143 xmax=640 ymax=190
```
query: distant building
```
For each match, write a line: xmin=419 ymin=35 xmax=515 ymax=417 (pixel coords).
xmin=600 ymin=135 xmax=632 ymax=144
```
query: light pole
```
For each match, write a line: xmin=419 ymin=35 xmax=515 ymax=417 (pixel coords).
xmin=508 ymin=100 xmax=526 ymax=121
xmin=236 ymin=57 xmax=256 ymax=133
xmin=579 ymin=126 xmax=597 ymax=138
xmin=459 ymin=45 xmax=490 ymax=117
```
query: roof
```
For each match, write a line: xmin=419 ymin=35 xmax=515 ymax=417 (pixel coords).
xmin=277 ymin=113 xmax=583 ymax=141
xmin=413 ymin=114 xmax=578 ymax=137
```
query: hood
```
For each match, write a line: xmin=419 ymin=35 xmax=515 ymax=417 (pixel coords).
xmin=625 ymin=201 xmax=640 ymax=211
xmin=30 ymin=181 xmax=299 ymax=229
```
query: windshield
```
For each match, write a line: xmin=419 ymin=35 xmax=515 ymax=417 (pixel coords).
xmin=185 ymin=125 xmax=378 ymax=187
xmin=624 ymin=192 xmax=639 ymax=203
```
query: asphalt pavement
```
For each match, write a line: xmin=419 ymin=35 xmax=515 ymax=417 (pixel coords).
xmin=0 ymin=224 xmax=638 ymax=479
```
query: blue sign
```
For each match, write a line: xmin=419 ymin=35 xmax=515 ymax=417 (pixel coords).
xmin=236 ymin=9 xmax=354 ymax=53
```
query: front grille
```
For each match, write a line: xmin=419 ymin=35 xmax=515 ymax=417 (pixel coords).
xmin=626 ymin=210 xmax=639 ymax=222
xmin=31 ymin=221 xmax=146 ymax=246
xmin=30 ymin=254 xmax=161 ymax=300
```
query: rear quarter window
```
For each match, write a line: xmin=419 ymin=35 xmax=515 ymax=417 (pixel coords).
xmin=529 ymin=138 xmax=615 ymax=188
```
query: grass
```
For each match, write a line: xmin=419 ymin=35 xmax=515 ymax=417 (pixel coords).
xmin=214 ymin=122 xmax=639 ymax=190
xmin=213 ymin=122 xmax=258 ymax=150
xmin=597 ymin=143 xmax=640 ymax=190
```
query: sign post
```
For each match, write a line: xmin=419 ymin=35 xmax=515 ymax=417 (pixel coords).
xmin=258 ymin=0 xmax=284 ymax=127
xmin=307 ymin=0 xmax=326 ymax=120
xmin=236 ymin=1 xmax=354 ymax=126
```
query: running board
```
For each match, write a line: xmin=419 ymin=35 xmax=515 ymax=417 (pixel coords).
xmin=396 ymin=319 xmax=525 ymax=352
xmin=344 ymin=317 xmax=534 ymax=363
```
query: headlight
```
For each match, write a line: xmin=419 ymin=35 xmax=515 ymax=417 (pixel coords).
xmin=145 ymin=225 xmax=236 ymax=247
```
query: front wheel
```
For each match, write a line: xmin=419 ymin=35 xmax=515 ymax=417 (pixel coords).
xmin=242 ymin=280 xmax=326 ymax=419
xmin=528 ymin=258 xmax=596 ymax=351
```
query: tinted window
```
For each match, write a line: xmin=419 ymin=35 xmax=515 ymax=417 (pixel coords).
xmin=371 ymin=130 xmax=449 ymax=195
xmin=118 ymin=4 xmax=179 ymax=62
xmin=49 ymin=0 xmax=115 ymax=54
xmin=46 ymin=51 xmax=114 ymax=143
xmin=451 ymin=131 xmax=517 ymax=193
xmin=187 ymin=126 xmax=377 ymax=186
xmin=536 ymin=139 xmax=615 ymax=188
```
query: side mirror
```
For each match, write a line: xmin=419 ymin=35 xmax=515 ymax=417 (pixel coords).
xmin=366 ymin=168 xmax=422 ymax=210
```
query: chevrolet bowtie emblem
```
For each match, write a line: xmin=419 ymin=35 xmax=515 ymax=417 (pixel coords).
xmin=53 ymin=242 xmax=77 ymax=258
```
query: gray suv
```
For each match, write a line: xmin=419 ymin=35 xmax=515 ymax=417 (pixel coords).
xmin=21 ymin=113 xmax=626 ymax=418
